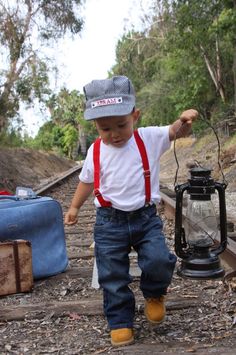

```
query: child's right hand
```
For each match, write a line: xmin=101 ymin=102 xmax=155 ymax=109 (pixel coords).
xmin=64 ymin=207 xmax=79 ymax=225
xmin=179 ymin=109 xmax=199 ymax=125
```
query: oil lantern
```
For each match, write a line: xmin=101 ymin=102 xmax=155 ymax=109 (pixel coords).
xmin=174 ymin=167 xmax=227 ymax=279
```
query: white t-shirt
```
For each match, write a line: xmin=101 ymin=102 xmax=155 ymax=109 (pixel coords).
xmin=79 ymin=126 xmax=171 ymax=211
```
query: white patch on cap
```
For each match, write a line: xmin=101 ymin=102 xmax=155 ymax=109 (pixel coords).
xmin=91 ymin=97 xmax=122 ymax=108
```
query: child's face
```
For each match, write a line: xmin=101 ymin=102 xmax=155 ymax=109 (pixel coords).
xmin=95 ymin=109 xmax=140 ymax=147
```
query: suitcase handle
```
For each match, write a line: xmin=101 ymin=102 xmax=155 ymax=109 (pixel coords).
xmin=0 ymin=195 xmax=39 ymax=201
xmin=0 ymin=187 xmax=38 ymax=201
xmin=0 ymin=195 xmax=20 ymax=201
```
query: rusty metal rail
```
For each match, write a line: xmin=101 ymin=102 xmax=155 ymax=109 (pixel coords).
xmin=35 ymin=163 xmax=83 ymax=195
xmin=36 ymin=163 xmax=236 ymax=272
xmin=35 ymin=160 xmax=236 ymax=272
xmin=35 ymin=162 xmax=236 ymax=272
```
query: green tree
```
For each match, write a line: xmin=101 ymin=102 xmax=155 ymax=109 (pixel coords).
xmin=111 ymin=8 xmax=180 ymax=125
xmin=0 ymin=0 xmax=84 ymax=132
xmin=0 ymin=128 xmax=23 ymax=147
xmin=31 ymin=121 xmax=55 ymax=151
xmin=45 ymin=88 xmax=97 ymax=158
xmin=111 ymin=0 xmax=236 ymax=128
xmin=61 ymin=124 xmax=78 ymax=159
xmin=216 ymin=0 xmax=236 ymax=113
xmin=170 ymin=0 xmax=236 ymax=114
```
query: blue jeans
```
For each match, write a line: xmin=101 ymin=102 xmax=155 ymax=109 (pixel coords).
xmin=94 ymin=204 xmax=177 ymax=330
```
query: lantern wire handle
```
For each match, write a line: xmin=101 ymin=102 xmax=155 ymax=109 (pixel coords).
xmin=173 ymin=127 xmax=180 ymax=187
xmin=173 ymin=115 xmax=228 ymax=188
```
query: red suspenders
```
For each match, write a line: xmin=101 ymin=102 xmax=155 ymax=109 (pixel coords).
xmin=93 ymin=130 xmax=151 ymax=207
xmin=133 ymin=130 xmax=151 ymax=204
xmin=93 ymin=137 xmax=112 ymax=207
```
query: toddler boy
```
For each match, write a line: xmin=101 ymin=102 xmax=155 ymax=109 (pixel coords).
xmin=65 ymin=75 xmax=198 ymax=346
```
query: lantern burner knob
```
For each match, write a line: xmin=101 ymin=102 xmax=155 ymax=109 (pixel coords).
xmin=190 ymin=166 xmax=212 ymax=178
xmin=188 ymin=167 xmax=215 ymax=200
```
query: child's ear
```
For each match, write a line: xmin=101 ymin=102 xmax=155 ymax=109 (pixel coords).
xmin=133 ymin=109 xmax=140 ymax=124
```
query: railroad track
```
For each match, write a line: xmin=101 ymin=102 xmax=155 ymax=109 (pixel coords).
xmin=37 ymin=164 xmax=236 ymax=271
xmin=0 ymin=166 xmax=235 ymax=354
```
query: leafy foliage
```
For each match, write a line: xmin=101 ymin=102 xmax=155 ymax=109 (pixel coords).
xmin=111 ymin=0 xmax=236 ymax=130
xmin=0 ymin=0 xmax=84 ymax=132
xmin=0 ymin=129 xmax=24 ymax=147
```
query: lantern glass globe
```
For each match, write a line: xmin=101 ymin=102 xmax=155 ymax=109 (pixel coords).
xmin=184 ymin=198 xmax=218 ymax=248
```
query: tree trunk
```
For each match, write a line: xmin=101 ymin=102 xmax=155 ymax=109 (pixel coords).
xmin=233 ymin=42 xmax=236 ymax=115
xmin=200 ymin=43 xmax=226 ymax=103
xmin=233 ymin=1 xmax=236 ymax=115
xmin=0 ymin=89 xmax=12 ymax=133
xmin=77 ymin=124 xmax=87 ymax=158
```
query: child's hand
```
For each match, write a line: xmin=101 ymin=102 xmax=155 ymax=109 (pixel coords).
xmin=64 ymin=207 xmax=79 ymax=225
xmin=179 ymin=109 xmax=199 ymax=125
xmin=169 ymin=109 xmax=199 ymax=140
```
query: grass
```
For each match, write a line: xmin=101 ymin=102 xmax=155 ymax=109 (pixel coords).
xmin=222 ymin=132 xmax=236 ymax=150
xmin=174 ymin=136 xmax=196 ymax=148
xmin=194 ymin=132 xmax=215 ymax=153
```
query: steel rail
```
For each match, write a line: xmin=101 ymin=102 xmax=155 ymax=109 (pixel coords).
xmin=35 ymin=163 xmax=83 ymax=195
xmin=34 ymin=165 xmax=236 ymax=271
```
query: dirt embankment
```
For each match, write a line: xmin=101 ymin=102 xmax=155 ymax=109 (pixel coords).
xmin=160 ymin=134 xmax=236 ymax=192
xmin=0 ymin=148 xmax=77 ymax=193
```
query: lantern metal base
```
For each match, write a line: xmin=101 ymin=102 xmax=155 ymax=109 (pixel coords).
xmin=177 ymin=253 xmax=225 ymax=280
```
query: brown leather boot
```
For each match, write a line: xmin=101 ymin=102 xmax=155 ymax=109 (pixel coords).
xmin=110 ymin=328 xmax=134 ymax=346
xmin=144 ymin=296 xmax=166 ymax=324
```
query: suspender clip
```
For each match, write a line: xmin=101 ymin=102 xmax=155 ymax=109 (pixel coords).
xmin=144 ymin=169 xmax=150 ymax=177
xmin=94 ymin=189 xmax=101 ymax=197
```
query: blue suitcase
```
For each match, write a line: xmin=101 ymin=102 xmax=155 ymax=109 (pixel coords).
xmin=0 ymin=192 xmax=68 ymax=279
